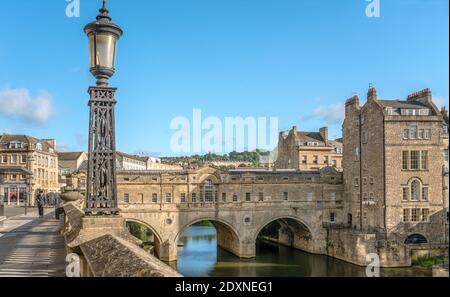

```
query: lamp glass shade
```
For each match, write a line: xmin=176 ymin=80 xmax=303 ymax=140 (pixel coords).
xmin=89 ymin=33 xmax=117 ymax=69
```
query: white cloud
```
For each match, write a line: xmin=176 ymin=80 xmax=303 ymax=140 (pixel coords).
xmin=0 ymin=87 xmax=54 ymax=125
xmin=301 ymin=103 xmax=345 ymax=126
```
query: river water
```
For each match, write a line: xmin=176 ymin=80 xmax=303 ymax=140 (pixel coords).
xmin=175 ymin=226 xmax=431 ymax=277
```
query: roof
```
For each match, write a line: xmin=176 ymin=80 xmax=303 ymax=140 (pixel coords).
xmin=378 ymin=100 xmax=429 ymax=109
xmin=296 ymin=132 xmax=326 ymax=145
xmin=0 ymin=134 xmax=55 ymax=151
xmin=116 ymin=151 xmax=148 ymax=163
xmin=58 ymin=152 xmax=85 ymax=161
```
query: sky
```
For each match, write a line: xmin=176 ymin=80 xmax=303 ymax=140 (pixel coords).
xmin=0 ymin=0 xmax=448 ymax=157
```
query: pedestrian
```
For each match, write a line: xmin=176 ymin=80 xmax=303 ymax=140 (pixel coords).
xmin=37 ymin=193 xmax=44 ymax=218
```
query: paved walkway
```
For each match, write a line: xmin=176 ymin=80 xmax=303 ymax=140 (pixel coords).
xmin=0 ymin=209 xmax=67 ymax=277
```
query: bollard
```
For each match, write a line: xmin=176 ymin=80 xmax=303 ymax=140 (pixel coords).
xmin=0 ymin=204 xmax=4 ymax=217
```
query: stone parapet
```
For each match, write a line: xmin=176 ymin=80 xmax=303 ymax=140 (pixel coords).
xmin=80 ymin=234 xmax=181 ymax=277
xmin=62 ymin=202 xmax=182 ymax=277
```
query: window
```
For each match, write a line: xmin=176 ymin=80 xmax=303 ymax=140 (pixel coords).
xmin=191 ymin=193 xmax=197 ymax=203
xmin=152 ymin=193 xmax=158 ymax=203
xmin=363 ymin=193 xmax=368 ymax=201
xmin=124 ymin=193 xmax=129 ymax=203
xmin=302 ymin=156 xmax=307 ymax=164
xmin=332 ymin=160 xmax=337 ymax=167
xmin=411 ymin=180 xmax=420 ymax=201
xmin=324 ymin=156 xmax=329 ymax=165
xmin=402 ymin=187 xmax=409 ymax=201
xmin=330 ymin=213 xmax=335 ymax=222
xmin=411 ymin=208 xmax=420 ymax=222
xmin=201 ymin=179 xmax=216 ymax=202
xmin=418 ymin=129 xmax=424 ymax=139
xmin=330 ymin=192 xmax=336 ymax=201
xmin=410 ymin=126 xmax=418 ymax=139
xmin=410 ymin=151 xmax=420 ymax=170
xmin=403 ymin=129 xmax=409 ymax=139
xmin=1 ymin=155 xmax=6 ymax=163
xmin=402 ymin=151 xmax=409 ymax=170
xmin=11 ymin=155 xmax=17 ymax=164
xmin=21 ymin=155 xmax=27 ymax=163
xmin=369 ymin=193 xmax=374 ymax=201
xmin=422 ymin=209 xmax=429 ymax=222
xmin=403 ymin=209 xmax=410 ymax=222
xmin=362 ymin=131 xmax=368 ymax=143
xmin=354 ymin=178 xmax=359 ymax=187
xmin=245 ymin=192 xmax=251 ymax=202
xmin=307 ymin=192 xmax=313 ymax=202
xmin=370 ymin=177 xmax=374 ymax=185
xmin=36 ymin=143 xmax=42 ymax=150
xmin=180 ymin=193 xmax=186 ymax=203
xmin=258 ymin=192 xmax=264 ymax=202
xmin=283 ymin=192 xmax=288 ymax=201
xmin=424 ymin=129 xmax=431 ymax=139
xmin=313 ymin=155 xmax=318 ymax=165
xmin=421 ymin=151 xmax=428 ymax=170
xmin=354 ymin=147 xmax=360 ymax=161
xmin=232 ymin=194 xmax=238 ymax=202
xmin=422 ymin=187 xmax=428 ymax=201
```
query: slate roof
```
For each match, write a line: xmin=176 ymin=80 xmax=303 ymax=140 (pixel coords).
xmin=58 ymin=152 xmax=85 ymax=161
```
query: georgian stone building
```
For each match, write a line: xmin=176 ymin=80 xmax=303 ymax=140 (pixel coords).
xmin=343 ymin=88 xmax=449 ymax=244
xmin=0 ymin=134 xmax=59 ymax=205
xmin=275 ymin=127 xmax=343 ymax=171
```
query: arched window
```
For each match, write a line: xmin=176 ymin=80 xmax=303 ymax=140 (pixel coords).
xmin=410 ymin=180 xmax=420 ymax=201
xmin=405 ymin=234 xmax=428 ymax=245
xmin=200 ymin=179 xmax=217 ymax=203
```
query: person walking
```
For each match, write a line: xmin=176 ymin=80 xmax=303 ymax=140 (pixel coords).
xmin=36 ymin=192 xmax=44 ymax=218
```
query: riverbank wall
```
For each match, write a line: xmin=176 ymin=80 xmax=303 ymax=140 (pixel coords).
xmin=267 ymin=228 xmax=448 ymax=268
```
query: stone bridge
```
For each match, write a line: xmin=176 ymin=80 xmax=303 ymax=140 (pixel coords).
xmin=117 ymin=167 xmax=344 ymax=261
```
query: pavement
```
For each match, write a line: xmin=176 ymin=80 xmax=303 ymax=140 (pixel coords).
xmin=0 ymin=208 xmax=67 ymax=277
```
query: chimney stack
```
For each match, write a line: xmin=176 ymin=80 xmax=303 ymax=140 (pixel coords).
xmin=407 ymin=88 xmax=432 ymax=104
xmin=320 ymin=127 xmax=329 ymax=145
xmin=367 ymin=87 xmax=377 ymax=101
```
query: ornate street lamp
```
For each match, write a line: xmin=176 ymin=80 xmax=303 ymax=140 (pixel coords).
xmin=84 ymin=0 xmax=123 ymax=87
xmin=84 ymin=0 xmax=123 ymax=215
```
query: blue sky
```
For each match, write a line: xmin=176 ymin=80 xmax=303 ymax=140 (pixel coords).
xmin=0 ymin=0 xmax=448 ymax=156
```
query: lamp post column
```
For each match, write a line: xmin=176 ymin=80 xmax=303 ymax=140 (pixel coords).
xmin=83 ymin=0 xmax=123 ymax=216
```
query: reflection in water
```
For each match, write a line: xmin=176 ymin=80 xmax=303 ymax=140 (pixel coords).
xmin=176 ymin=226 xmax=431 ymax=277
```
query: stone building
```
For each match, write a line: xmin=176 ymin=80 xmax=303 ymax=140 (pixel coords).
xmin=116 ymin=151 xmax=182 ymax=171
xmin=58 ymin=152 xmax=87 ymax=173
xmin=343 ymin=88 xmax=449 ymax=244
xmin=0 ymin=134 xmax=59 ymax=205
xmin=275 ymin=126 xmax=343 ymax=170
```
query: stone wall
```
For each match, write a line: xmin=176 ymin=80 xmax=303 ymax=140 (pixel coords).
xmin=62 ymin=202 xmax=181 ymax=277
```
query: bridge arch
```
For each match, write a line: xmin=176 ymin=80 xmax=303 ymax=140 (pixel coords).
xmin=175 ymin=217 xmax=242 ymax=258
xmin=124 ymin=218 xmax=163 ymax=258
xmin=253 ymin=215 xmax=315 ymax=254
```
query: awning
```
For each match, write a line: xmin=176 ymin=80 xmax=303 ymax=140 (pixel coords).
xmin=0 ymin=167 xmax=33 ymax=175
